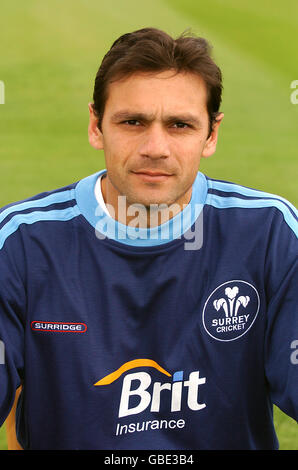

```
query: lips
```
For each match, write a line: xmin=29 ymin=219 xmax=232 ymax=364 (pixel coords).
xmin=132 ymin=170 xmax=173 ymax=182
xmin=133 ymin=170 xmax=172 ymax=177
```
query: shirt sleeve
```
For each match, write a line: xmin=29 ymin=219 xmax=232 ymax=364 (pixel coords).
xmin=0 ymin=233 xmax=25 ymax=426
xmin=264 ymin=208 xmax=298 ymax=422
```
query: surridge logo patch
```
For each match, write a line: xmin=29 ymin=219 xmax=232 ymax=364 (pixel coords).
xmin=31 ymin=321 xmax=87 ymax=333
xmin=202 ymin=280 xmax=260 ymax=341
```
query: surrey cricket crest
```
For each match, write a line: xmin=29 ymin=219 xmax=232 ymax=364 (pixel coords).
xmin=202 ymin=280 xmax=260 ymax=341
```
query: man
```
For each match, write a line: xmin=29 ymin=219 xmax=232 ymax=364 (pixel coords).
xmin=0 ymin=27 xmax=297 ymax=450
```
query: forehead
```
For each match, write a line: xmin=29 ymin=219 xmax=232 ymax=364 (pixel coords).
xmin=104 ymin=70 xmax=208 ymax=115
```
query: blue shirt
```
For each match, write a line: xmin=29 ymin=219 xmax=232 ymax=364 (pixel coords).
xmin=0 ymin=170 xmax=297 ymax=450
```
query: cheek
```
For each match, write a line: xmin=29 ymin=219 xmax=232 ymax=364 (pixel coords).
xmin=103 ymin=133 xmax=129 ymax=165
xmin=176 ymin=139 xmax=205 ymax=167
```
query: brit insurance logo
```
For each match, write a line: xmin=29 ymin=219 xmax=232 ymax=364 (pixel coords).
xmin=202 ymin=280 xmax=260 ymax=342
xmin=94 ymin=359 xmax=207 ymax=437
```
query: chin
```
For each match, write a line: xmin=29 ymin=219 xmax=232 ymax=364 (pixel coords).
xmin=128 ymin=190 xmax=165 ymax=204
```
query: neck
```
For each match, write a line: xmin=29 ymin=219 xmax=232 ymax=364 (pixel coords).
xmin=101 ymin=173 xmax=192 ymax=228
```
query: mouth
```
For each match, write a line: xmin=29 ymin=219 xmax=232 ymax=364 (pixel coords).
xmin=132 ymin=170 xmax=173 ymax=182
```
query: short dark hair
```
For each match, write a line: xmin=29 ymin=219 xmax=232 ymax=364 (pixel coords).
xmin=92 ymin=27 xmax=223 ymax=136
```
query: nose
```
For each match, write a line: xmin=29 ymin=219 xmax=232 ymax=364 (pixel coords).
xmin=138 ymin=124 xmax=171 ymax=160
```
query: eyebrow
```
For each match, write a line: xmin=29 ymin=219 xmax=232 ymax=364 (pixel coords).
xmin=110 ymin=110 xmax=203 ymax=127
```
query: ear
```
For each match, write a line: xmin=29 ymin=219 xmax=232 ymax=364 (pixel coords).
xmin=88 ymin=103 xmax=104 ymax=150
xmin=201 ymin=113 xmax=224 ymax=158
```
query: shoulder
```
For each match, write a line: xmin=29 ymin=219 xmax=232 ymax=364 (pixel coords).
xmin=0 ymin=180 xmax=81 ymax=251
xmin=203 ymin=174 xmax=298 ymax=238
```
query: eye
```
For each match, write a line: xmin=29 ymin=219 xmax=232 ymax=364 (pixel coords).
xmin=172 ymin=122 xmax=190 ymax=129
xmin=122 ymin=120 xmax=141 ymax=126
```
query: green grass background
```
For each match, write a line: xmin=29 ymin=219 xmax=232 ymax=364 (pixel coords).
xmin=0 ymin=0 xmax=297 ymax=450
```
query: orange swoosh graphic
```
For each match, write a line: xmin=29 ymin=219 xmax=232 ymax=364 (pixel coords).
xmin=94 ymin=359 xmax=171 ymax=386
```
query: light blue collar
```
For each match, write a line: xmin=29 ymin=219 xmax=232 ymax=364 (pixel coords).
xmin=75 ymin=169 xmax=207 ymax=247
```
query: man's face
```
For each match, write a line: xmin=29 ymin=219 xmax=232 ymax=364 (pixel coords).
xmin=89 ymin=70 xmax=223 ymax=209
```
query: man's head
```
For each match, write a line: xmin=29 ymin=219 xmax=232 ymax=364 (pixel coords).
xmin=88 ymin=27 xmax=224 ymax=213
